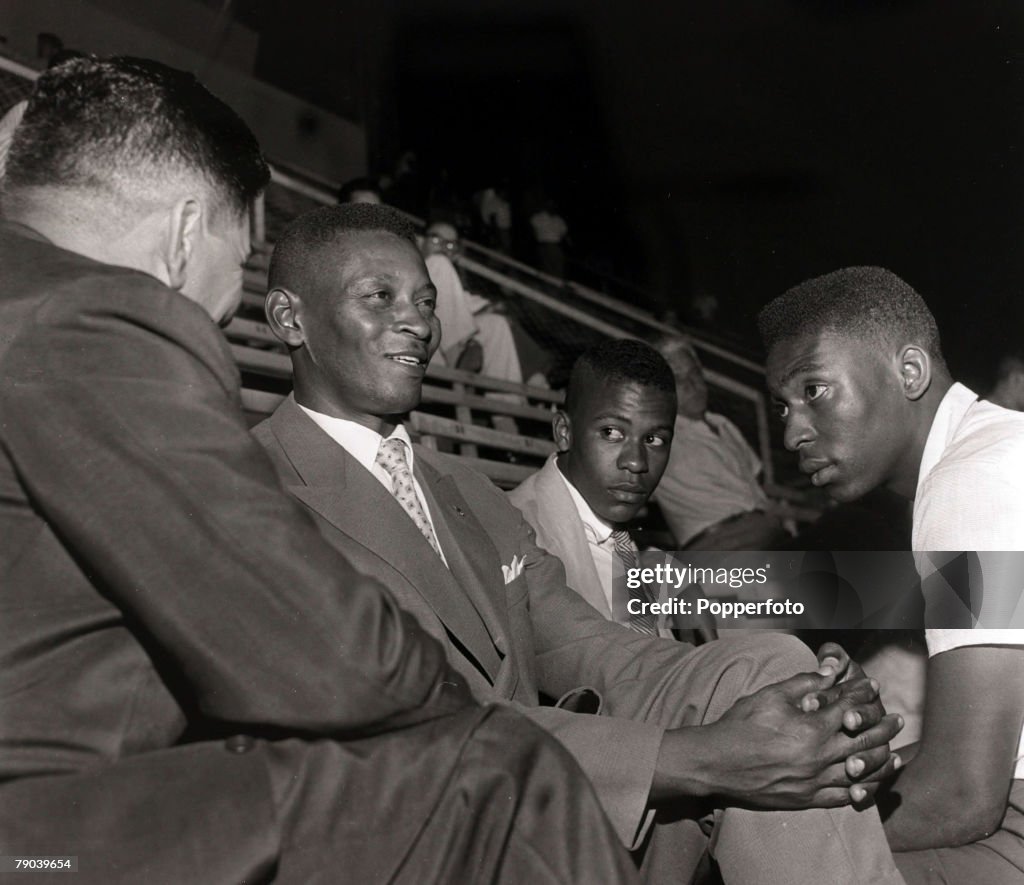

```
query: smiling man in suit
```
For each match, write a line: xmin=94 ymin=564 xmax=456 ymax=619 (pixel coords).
xmin=254 ymin=203 xmax=909 ymax=885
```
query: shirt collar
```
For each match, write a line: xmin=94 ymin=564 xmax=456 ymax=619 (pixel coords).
xmin=915 ymin=382 xmax=978 ymax=499
xmin=553 ymin=455 xmax=615 ymax=544
xmin=297 ymin=403 xmax=415 ymax=473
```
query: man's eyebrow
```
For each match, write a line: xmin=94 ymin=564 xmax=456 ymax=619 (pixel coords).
xmin=776 ymin=360 xmax=829 ymax=389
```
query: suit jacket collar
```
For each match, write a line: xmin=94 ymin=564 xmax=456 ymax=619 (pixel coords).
xmin=527 ymin=455 xmax=609 ymax=617
xmin=266 ymin=397 xmax=504 ymax=683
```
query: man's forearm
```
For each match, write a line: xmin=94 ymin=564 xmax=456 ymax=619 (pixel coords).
xmin=882 ymin=758 xmax=1009 ymax=851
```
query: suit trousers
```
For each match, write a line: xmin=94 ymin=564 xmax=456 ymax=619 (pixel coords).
xmin=264 ymin=704 xmax=639 ymax=884
xmin=635 ymin=633 xmax=905 ymax=885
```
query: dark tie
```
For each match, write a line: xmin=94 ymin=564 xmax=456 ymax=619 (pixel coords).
xmin=375 ymin=438 xmax=443 ymax=558
xmin=612 ymin=529 xmax=658 ymax=635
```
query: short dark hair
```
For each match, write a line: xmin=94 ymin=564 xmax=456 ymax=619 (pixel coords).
xmin=268 ymin=203 xmax=418 ymax=292
xmin=564 ymin=338 xmax=676 ymax=413
xmin=758 ymin=266 xmax=945 ymax=363
xmin=5 ymin=56 xmax=269 ymax=218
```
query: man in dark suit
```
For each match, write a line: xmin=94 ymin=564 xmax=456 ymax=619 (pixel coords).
xmin=254 ymin=203 xmax=909 ymax=884
xmin=0 ymin=57 xmax=637 ymax=885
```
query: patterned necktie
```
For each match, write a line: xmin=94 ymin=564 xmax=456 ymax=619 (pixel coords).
xmin=375 ymin=438 xmax=442 ymax=558
xmin=612 ymin=529 xmax=658 ymax=635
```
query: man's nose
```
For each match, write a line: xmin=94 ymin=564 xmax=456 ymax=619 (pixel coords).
xmin=394 ymin=299 xmax=431 ymax=339
xmin=783 ymin=409 xmax=816 ymax=451
xmin=618 ymin=440 xmax=648 ymax=473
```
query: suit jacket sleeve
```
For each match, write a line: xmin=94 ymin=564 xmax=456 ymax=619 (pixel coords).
xmin=1 ymin=274 xmax=468 ymax=734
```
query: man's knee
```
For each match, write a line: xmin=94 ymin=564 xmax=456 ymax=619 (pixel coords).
xmin=706 ymin=632 xmax=816 ymax=705
xmin=742 ymin=632 xmax=817 ymax=684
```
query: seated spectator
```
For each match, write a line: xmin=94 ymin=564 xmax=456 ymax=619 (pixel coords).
xmin=337 ymin=175 xmax=383 ymax=205
xmin=477 ymin=181 xmax=513 ymax=253
xmin=652 ymin=333 xmax=790 ymax=549
xmin=987 ymin=347 xmax=1024 ymax=411
xmin=529 ymin=198 xmax=569 ymax=279
xmin=253 ymin=207 xmax=907 ymax=883
xmin=509 ymin=339 xmax=715 ymax=642
xmin=421 ymin=220 xmax=542 ymax=389
xmin=0 ymin=56 xmax=636 ymax=884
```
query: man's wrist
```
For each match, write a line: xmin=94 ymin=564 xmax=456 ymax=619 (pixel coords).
xmin=650 ymin=726 xmax=723 ymax=804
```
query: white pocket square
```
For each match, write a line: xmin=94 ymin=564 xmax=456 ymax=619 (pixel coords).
xmin=502 ymin=554 xmax=525 ymax=584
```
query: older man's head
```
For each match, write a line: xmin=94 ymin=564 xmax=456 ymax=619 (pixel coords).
xmin=4 ymin=56 xmax=268 ymax=324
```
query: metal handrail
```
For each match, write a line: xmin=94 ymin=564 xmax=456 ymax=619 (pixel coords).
xmin=461 ymin=236 xmax=766 ymax=374
xmin=0 ymin=55 xmax=40 ymax=81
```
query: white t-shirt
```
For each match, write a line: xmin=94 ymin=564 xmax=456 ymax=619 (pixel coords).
xmin=913 ymin=383 xmax=1024 ymax=777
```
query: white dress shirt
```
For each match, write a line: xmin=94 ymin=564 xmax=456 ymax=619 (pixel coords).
xmin=298 ymin=405 xmax=448 ymax=566
xmin=553 ymin=462 xmax=673 ymax=638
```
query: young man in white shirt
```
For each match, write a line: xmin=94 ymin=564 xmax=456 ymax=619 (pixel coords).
xmin=761 ymin=265 xmax=1024 ymax=884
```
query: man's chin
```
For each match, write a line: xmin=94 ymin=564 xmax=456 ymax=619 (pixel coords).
xmin=823 ymin=478 xmax=871 ymax=505
xmin=380 ymin=392 xmax=423 ymax=418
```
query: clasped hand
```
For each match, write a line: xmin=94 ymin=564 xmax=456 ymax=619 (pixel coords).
xmin=697 ymin=642 xmax=902 ymax=810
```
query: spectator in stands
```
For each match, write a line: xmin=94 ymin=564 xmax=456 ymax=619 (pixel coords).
xmin=255 ymin=203 xmax=907 ymax=885
xmin=421 ymin=219 xmax=527 ymax=382
xmin=987 ymin=347 xmax=1024 ymax=411
xmin=760 ymin=266 xmax=1024 ymax=883
xmin=529 ymin=197 xmax=569 ymax=279
xmin=652 ymin=333 xmax=790 ymax=549
xmin=477 ymin=180 xmax=513 ymax=253
xmin=508 ymin=339 xmax=715 ymax=642
xmin=337 ymin=175 xmax=382 ymax=205
xmin=0 ymin=56 xmax=636 ymax=885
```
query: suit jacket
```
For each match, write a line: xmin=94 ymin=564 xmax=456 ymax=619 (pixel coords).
xmin=0 ymin=222 xmax=473 ymax=882
xmin=509 ymin=455 xmax=714 ymax=641
xmin=255 ymin=397 xmax=719 ymax=845
xmin=509 ymin=453 xmax=627 ymax=620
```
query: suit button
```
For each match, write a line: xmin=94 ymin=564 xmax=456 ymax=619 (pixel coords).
xmin=224 ymin=734 xmax=255 ymax=754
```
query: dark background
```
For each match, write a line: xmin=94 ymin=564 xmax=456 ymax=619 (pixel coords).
xmin=238 ymin=0 xmax=1023 ymax=384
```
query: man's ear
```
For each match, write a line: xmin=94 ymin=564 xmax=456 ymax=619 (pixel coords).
xmin=898 ymin=345 xmax=932 ymax=401
xmin=165 ymin=197 xmax=202 ymax=291
xmin=265 ymin=287 xmax=306 ymax=348
xmin=552 ymin=410 xmax=573 ymax=453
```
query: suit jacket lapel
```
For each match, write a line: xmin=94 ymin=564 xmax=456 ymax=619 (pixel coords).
xmin=532 ymin=456 xmax=610 ymax=617
xmin=266 ymin=398 xmax=502 ymax=683
xmin=415 ymin=455 xmax=510 ymax=657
